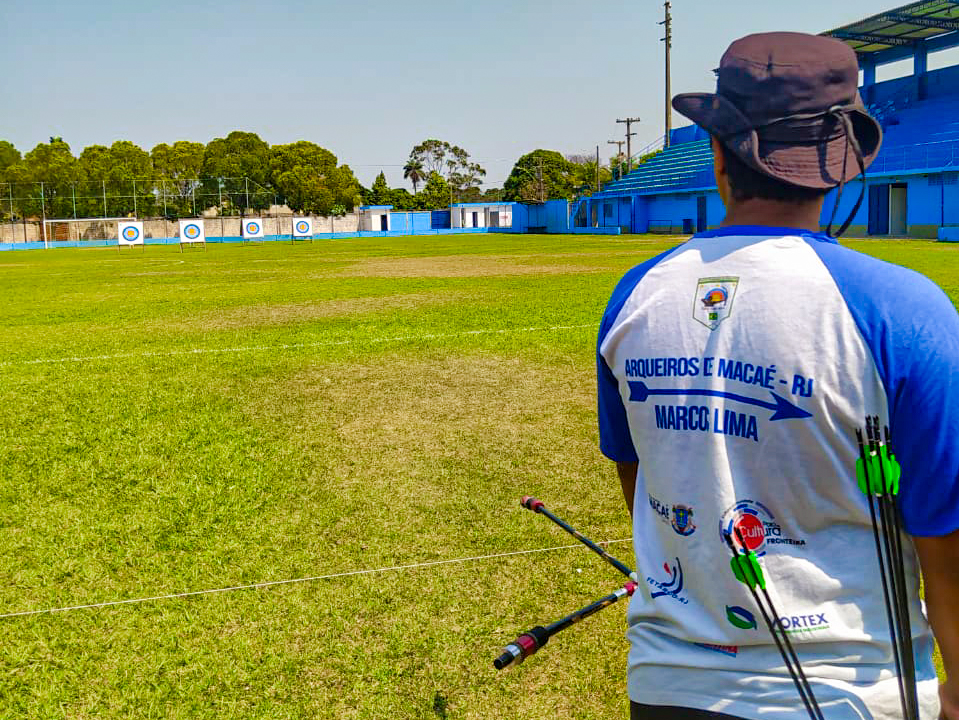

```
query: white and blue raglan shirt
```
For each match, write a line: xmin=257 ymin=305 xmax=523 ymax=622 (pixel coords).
xmin=597 ymin=227 xmax=959 ymax=720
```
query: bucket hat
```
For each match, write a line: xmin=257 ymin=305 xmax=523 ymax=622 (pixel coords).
xmin=673 ymin=32 xmax=882 ymax=235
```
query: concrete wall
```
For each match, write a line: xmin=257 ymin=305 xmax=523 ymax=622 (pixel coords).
xmin=0 ymin=213 xmax=360 ymax=243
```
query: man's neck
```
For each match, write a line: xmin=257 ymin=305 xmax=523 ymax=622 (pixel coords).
xmin=719 ymin=197 xmax=824 ymax=233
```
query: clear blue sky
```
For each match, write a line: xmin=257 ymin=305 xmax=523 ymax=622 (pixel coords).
xmin=0 ymin=0 xmax=888 ymax=188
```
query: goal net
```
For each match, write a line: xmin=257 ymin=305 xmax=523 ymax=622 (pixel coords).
xmin=42 ymin=218 xmax=124 ymax=243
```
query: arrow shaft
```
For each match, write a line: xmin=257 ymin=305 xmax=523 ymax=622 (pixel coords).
xmin=644 ymin=387 xmax=775 ymax=412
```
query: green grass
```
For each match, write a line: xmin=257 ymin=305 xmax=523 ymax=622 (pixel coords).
xmin=0 ymin=234 xmax=950 ymax=718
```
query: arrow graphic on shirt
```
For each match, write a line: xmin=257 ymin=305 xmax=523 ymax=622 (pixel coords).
xmin=626 ymin=381 xmax=812 ymax=421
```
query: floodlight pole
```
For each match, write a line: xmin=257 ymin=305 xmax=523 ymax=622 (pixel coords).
xmin=616 ymin=117 xmax=641 ymax=172
xmin=661 ymin=2 xmax=673 ymax=149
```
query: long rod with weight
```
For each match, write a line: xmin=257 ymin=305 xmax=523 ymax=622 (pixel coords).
xmin=520 ymin=496 xmax=637 ymax=582
xmin=493 ymin=580 xmax=638 ymax=670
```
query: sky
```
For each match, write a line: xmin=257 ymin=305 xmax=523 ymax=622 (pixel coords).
xmin=0 ymin=0 xmax=899 ymax=188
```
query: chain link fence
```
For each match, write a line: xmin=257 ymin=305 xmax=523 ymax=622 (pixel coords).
xmin=0 ymin=178 xmax=359 ymax=243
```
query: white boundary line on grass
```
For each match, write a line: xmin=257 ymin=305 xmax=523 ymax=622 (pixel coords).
xmin=0 ymin=539 xmax=631 ymax=619
xmin=1 ymin=324 xmax=596 ymax=367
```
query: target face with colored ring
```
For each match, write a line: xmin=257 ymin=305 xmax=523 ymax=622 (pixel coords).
xmin=123 ymin=226 xmax=139 ymax=241
xmin=246 ymin=222 xmax=260 ymax=234
xmin=295 ymin=220 xmax=310 ymax=234
xmin=184 ymin=224 xmax=201 ymax=239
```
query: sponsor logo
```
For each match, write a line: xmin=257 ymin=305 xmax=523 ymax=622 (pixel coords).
xmin=718 ymin=499 xmax=806 ymax=556
xmin=693 ymin=277 xmax=739 ymax=330
xmin=779 ymin=613 xmax=830 ymax=634
xmin=122 ymin=226 xmax=139 ymax=241
xmin=646 ymin=557 xmax=689 ymax=604
xmin=726 ymin=605 xmax=757 ymax=630
xmin=671 ymin=504 xmax=696 ymax=536
xmin=648 ymin=494 xmax=696 ymax=537
xmin=694 ymin=642 xmax=738 ymax=657
xmin=295 ymin=220 xmax=310 ymax=234
xmin=183 ymin=223 xmax=201 ymax=239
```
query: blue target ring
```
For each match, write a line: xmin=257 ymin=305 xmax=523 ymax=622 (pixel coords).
xmin=184 ymin=223 xmax=201 ymax=240
xmin=122 ymin=226 xmax=140 ymax=241
xmin=295 ymin=220 xmax=310 ymax=234
xmin=246 ymin=222 xmax=260 ymax=235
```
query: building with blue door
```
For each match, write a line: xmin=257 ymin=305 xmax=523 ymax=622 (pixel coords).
xmin=578 ymin=1 xmax=959 ymax=240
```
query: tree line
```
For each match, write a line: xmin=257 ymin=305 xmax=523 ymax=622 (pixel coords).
xmin=0 ymin=132 xmax=619 ymax=221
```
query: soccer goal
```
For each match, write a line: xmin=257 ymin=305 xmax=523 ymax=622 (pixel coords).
xmin=42 ymin=217 xmax=124 ymax=246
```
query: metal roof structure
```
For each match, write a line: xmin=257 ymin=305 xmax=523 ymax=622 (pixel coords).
xmin=822 ymin=0 xmax=959 ymax=55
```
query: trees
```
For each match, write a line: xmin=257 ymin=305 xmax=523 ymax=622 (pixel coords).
xmin=418 ymin=171 xmax=452 ymax=210
xmin=269 ymin=141 xmax=363 ymax=215
xmin=0 ymin=141 xmax=20 ymax=178
xmin=403 ymin=159 xmax=425 ymax=194
xmin=503 ymin=150 xmax=575 ymax=202
xmin=367 ymin=171 xmax=392 ymax=206
xmin=7 ymin=138 xmax=79 ymax=218
xmin=199 ymin=131 xmax=272 ymax=213
xmin=406 ymin=139 xmax=486 ymax=203
xmin=151 ymin=141 xmax=205 ymax=217
xmin=75 ymin=141 xmax=154 ymax=217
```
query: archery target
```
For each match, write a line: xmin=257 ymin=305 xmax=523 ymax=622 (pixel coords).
xmin=178 ymin=219 xmax=206 ymax=244
xmin=242 ymin=218 xmax=264 ymax=239
xmin=118 ymin=221 xmax=144 ymax=246
xmin=292 ymin=217 xmax=313 ymax=238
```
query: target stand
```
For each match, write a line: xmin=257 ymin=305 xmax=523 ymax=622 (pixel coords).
xmin=291 ymin=217 xmax=314 ymax=244
xmin=178 ymin=219 xmax=207 ymax=253
xmin=117 ymin=221 xmax=146 ymax=253
xmin=242 ymin=218 xmax=265 ymax=244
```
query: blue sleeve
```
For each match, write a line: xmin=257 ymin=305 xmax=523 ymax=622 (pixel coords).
xmin=597 ymin=246 xmax=680 ymax=463
xmin=807 ymin=238 xmax=959 ymax=536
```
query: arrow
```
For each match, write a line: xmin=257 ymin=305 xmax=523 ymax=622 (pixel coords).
xmin=627 ymin=381 xmax=811 ymax=421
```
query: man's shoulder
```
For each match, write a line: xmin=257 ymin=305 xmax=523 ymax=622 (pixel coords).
xmin=803 ymin=236 xmax=957 ymax=330
xmin=600 ymin=243 xmax=687 ymax=342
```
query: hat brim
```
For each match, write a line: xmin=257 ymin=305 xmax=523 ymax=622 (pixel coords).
xmin=672 ymin=92 xmax=882 ymax=190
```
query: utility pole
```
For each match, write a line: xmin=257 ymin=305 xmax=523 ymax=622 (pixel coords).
xmin=608 ymin=140 xmax=626 ymax=179
xmin=616 ymin=117 xmax=641 ymax=173
xmin=660 ymin=1 xmax=672 ymax=149
xmin=595 ymin=145 xmax=600 ymax=192
xmin=537 ymin=158 xmax=545 ymax=203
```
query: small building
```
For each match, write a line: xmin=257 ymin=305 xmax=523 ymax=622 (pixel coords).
xmin=358 ymin=205 xmax=392 ymax=232
xmin=451 ymin=203 xmax=513 ymax=229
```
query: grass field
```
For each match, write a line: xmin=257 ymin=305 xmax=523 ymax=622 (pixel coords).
xmin=0 ymin=234 xmax=952 ymax=719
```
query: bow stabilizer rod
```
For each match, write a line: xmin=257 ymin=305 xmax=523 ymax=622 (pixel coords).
xmin=521 ymin=496 xmax=638 ymax=582
xmin=493 ymin=581 xmax=638 ymax=670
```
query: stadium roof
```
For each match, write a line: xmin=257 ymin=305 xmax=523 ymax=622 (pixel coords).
xmin=822 ymin=0 xmax=959 ymax=56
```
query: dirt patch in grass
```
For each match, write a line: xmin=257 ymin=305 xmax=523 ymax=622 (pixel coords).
xmin=324 ymin=256 xmax=600 ymax=278
xmin=256 ymin=349 xmax=598 ymax=500
xmin=171 ymin=292 xmax=469 ymax=332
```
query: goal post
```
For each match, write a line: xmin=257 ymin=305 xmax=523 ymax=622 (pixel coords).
xmin=41 ymin=217 xmax=124 ymax=247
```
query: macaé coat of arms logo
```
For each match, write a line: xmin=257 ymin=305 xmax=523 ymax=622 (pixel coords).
xmin=693 ymin=277 xmax=739 ymax=330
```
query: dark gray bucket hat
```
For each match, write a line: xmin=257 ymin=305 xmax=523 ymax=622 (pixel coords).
xmin=673 ymin=32 xmax=882 ymax=191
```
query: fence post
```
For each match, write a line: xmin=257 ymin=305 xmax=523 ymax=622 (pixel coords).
xmin=162 ymin=179 xmax=167 ymax=218
xmin=133 ymin=178 xmax=137 ymax=218
xmin=102 ymin=180 xmax=107 ymax=218
xmin=40 ymin=182 xmax=46 ymax=246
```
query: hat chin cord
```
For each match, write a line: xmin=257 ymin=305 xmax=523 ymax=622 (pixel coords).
xmin=728 ymin=104 xmax=868 ymax=238
xmin=824 ymin=106 xmax=867 ymax=239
